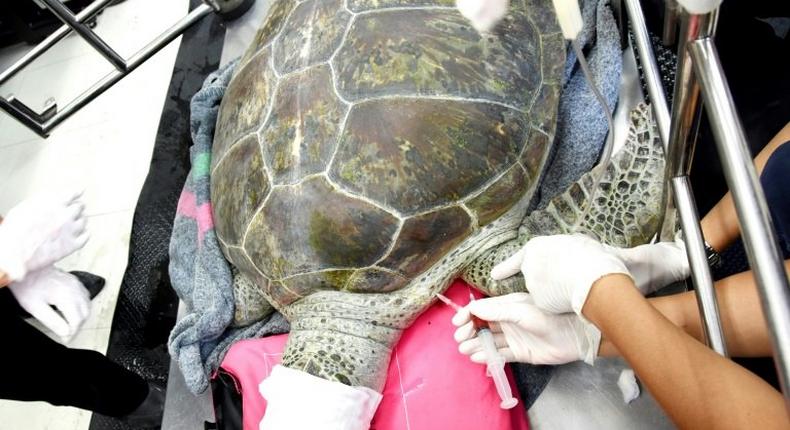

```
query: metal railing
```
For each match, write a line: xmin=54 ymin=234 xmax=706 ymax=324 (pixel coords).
xmin=0 ymin=0 xmax=219 ymax=137
xmin=622 ymin=0 xmax=790 ymax=412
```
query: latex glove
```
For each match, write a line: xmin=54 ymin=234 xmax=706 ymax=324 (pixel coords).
xmin=8 ymin=267 xmax=91 ymax=341
xmin=457 ymin=0 xmax=509 ymax=33
xmin=491 ymin=234 xmax=631 ymax=315
xmin=452 ymin=293 xmax=601 ymax=365
xmin=604 ymin=239 xmax=689 ymax=295
xmin=0 ymin=192 xmax=88 ymax=281
xmin=259 ymin=365 xmax=382 ymax=430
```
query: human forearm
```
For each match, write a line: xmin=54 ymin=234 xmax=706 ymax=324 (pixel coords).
xmin=584 ymin=274 xmax=788 ymax=429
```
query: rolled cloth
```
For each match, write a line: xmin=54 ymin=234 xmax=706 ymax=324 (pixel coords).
xmin=168 ymin=0 xmax=622 ymax=399
xmin=167 ymin=61 xmax=289 ymax=395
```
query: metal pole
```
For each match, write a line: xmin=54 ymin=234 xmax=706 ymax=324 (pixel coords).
xmin=38 ymin=0 xmax=128 ymax=71
xmin=690 ymin=38 xmax=790 ymax=406
xmin=665 ymin=11 xmax=712 ymax=178
xmin=663 ymin=0 xmax=679 ymax=46
xmin=660 ymin=8 xmax=726 ymax=356
xmin=672 ymin=176 xmax=728 ymax=354
xmin=40 ymin=3 xmax=214 ymax=133
xmin=0 ymin=0 xmax=116 ymax=86
xmin=623 ymin=0 xmax=671 ymax=146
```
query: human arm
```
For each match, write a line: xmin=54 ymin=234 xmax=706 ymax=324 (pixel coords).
xmin=584 ymin=274 xmax=789 ymax=429
xmin=598 ymin=260 xmax=788 ymax=358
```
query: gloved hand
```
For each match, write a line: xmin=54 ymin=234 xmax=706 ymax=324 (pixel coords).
xmin=452 ymin=293 xmax=601 ymax=365
xmin=259 ymin=365 xmax=382 ymax=430
xmin=491 ymin=234 xmax=631 ymax=315
xmin=604 ymin=239 xmax=689 ymax=295
xmin=456 ymin=0 xmax=509 ymax=32
xmin=8 ymin=267 xmax=91 ymax=341
xmin=0 ymin=192 xmax=88 ymax=281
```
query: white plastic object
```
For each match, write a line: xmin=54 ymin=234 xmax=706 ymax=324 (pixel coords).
xmin=259 ymin=365 xmax=382 ymax=430
xmin=617 ymin=368 xmax=640 ymax=404
xmin=456 ymin=0 xmax=509 ymax=33
xmin=550 ymin=0 xmax=583 ymax=40
xmin=478 ymin=328 xmax=518 ymax=409
xmin=675 ymin=0 xmax=722 ymax=14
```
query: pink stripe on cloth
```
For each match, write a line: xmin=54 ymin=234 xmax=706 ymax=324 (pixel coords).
xmin=177 ymin=190 xmax=215 ymax=244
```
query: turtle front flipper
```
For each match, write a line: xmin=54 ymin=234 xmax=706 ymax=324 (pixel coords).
xmin=463 ymin=103 xmax=667 ymax=296
xmin=279 ymin=290 xmax=416 ymax=391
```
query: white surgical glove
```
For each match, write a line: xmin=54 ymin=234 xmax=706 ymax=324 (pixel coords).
xmin=604 ymin=239 xmax=690 ymax=295
xmin=456 ymin=0 xmax=509 ymax=33
xmin=0 ymin=191 xmax=88 ymax=281
xmin=9 ymin=267 xmax=91 ymax=341
xmin=491 ymin=234 xmax=631 ymax=315
xmin=452 ymin=293 xmax=601 ymax=365
xmin=259 ymin=365 xmax=382 ymax=430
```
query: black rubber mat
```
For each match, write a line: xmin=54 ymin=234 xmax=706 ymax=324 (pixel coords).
xmin=88 ymin=2 xmax=225 ymax=429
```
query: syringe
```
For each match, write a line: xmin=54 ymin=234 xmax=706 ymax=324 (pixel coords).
xmin=436 ymin=293 xmax=519 ymax=409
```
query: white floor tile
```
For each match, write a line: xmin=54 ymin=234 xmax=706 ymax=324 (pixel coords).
xmin=0 ymin=0 xmax=189 ymax=428
xmin=0 ymin=399 xmax=92 ymax=430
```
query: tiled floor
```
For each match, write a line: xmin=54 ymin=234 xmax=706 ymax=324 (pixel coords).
xmin=0 ymin=0 xmax=188 ymax=428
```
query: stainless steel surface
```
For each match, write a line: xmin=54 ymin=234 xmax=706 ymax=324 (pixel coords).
xmin=162 ymin=302 xmax=217 ymax=430
xmin=39 ymin=0 xmax=128 ymax=71
xmin=672 ymin=176 xmax=728 ymax=355
xmin=662 ymin=0 xmax=678 ymax=46
xmin=690 ymin=38 xmax=790 ymax=406
xmin=0 ymin=97 xmax=45 ymax=135
xmin=0 ymin=3 xmax=214 ymax=137
xmin=0 ymin=0 xmax=116 ymax=86
xmin=661 ymin=8 xmax=726 ymax=355
xmin=528 ymin=359 xmax=673 ymax=430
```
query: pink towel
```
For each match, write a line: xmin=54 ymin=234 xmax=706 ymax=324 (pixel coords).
xmin=218 ymin=280 xmax=530 ymax=430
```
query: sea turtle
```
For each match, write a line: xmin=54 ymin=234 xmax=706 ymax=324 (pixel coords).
xmin=210 ymin=0 xmax=665 ymax=391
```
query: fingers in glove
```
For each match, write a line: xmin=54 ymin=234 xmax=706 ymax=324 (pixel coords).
xmin=58 ymin=189 xmax=85 ymax=206
xmin=453 ymin=319 xmax=503 ymax=343
xmin=490 ymin=248 xmax=525 ymax=280
xmin=73 ymin=232 xmax=90 ymax=251
xmin=66 ymin=200 xmax=86 ymax=222
xmin=470 ymin=347 xmax=516 ymax=364
xmin=55 ymin=295 xmax=89 ymax=337
xmin=458 ymin=332 xmax=509 ymax=356
xmin=27 ymin=301 xmax=71 ymax=339
xmin=465 ymin=293 xmax=533 ymax=324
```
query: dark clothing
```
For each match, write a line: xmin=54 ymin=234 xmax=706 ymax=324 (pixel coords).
xmin=0 ymin=294 xmax=148 ymax=417
xmin=761 ymin=140 xmax=790 ymax=257
xmin=716 ymin=141 xmax=790 ymax=280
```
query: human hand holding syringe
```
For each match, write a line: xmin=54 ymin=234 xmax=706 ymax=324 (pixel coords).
xmin=437 ymin=293 xmax=518 ymax=409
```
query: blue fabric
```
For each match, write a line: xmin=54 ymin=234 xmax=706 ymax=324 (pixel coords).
xmin=535 ymin=0 xmax=623 ymax=209
xmin=715 ymin=141 xmax=790 ymax=280
xmin=760 ymin=141 xmax=790 ymax=257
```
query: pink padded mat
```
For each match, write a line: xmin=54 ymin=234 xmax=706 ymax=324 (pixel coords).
xmin=217 ymin=280 xmax=529 ymax=430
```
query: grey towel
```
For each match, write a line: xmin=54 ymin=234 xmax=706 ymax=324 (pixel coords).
xmin=536 ymin=0 xmax=623 ymax=209
xmin=167 ymin=61 xmax=289 ymax=395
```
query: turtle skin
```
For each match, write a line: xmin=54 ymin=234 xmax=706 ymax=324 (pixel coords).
xmin=211 ymin=0 xmax=665 ymax=391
